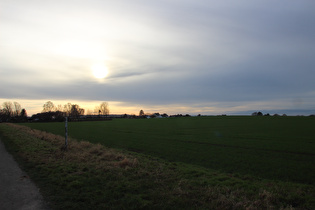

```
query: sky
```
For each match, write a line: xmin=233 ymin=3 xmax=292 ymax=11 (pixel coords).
xmin=1 ymin=0 xmax=315 ymax=116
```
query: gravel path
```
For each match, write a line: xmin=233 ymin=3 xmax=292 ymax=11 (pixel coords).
xmin=0 ymin=139 xmax=49 ymax=210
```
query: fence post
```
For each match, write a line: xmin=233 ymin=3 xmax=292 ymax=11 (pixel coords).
xmin=65 ymin=117 xmax=68 ymax=149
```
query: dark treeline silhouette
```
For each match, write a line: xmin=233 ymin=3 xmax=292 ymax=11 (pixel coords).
xmin=30 ymin=111 xmax=65 ymax=122
xmin=29 ymin=101 xmax=110 ymax=122
xmin=124 ymin=111 xmax=192 ymax=119
xmin=2 ymin=101 xmax=314 ymax=123
xmin=251 ymin=111 xmax=288 ymax=117
xmin=0 ymin=101 xmax=27 ymax=122
xmin=0 ymin=101 xmax=111 ymax=123
xmin=29 ymin=101 xmax=84 ymax=122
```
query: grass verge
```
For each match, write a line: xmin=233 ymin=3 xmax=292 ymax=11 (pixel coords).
xmin=0 ymin=123 xmax=314 ymax=209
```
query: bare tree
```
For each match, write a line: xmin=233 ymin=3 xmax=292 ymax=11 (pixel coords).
xmin=56 ymin=104 xmax=63 ymax=112
xmin=1 ymin=101 xmax=26 ymax=121
xmin=63 ymin=103 xmax=72 ymax=116
xmin=43 ymin=101 xmax=55 ymax=112
xmin=70 ymin=104 xmax=84 ymax=118
xmin=2 ymin=102 xmax=13 ymax=117
xmin=97 ymin=102 xmax=109 ymax=116
xmin=139 ymin=110 xmax=144 ymax=116
xmin=14 ymin=102 xmax=22 ymax=117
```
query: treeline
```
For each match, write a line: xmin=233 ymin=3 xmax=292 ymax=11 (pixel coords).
xmin=0 ymin=101 xmax=28 ymax=122
xmin=251 ymin=112 xmax=287 ymax=116
xmin=31 ymin=101 xmax=109 ymax=122
xmin=41 ymin=101 xmax=85 ymax=119
xmin=0 ymin=101 xmax=110 ymax=123
xmin=129 ymin=110 xmax=191 ymax=119
xmin=252 ymin=112 xmax=315 ymax=117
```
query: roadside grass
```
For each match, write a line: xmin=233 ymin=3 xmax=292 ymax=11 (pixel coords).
xmin=22 ymin=116 xmax=315 ymax=184
xmin=1 ymin=123 xmax=315 ymax=209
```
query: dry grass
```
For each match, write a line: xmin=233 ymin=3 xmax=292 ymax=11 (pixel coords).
xmin=7 ymin=123 xmax=138 ymax=169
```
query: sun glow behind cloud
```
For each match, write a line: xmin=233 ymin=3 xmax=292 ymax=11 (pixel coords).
xmin=1 ymin=0 xmax=315 ymax=115
xmin=91 ymin=63 xmax=109 ymax=79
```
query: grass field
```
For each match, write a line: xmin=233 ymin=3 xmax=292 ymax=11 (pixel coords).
xmin=22 ymin=116 xmax=315 ymax=184
xmin=1 ymin=116 xmax=314 ymax=209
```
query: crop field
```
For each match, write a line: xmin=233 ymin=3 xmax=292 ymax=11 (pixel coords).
xmin=22 ymin=116 xmax=315 ymax=184
xmin=1 ymin=116 xmax=314 ymax=209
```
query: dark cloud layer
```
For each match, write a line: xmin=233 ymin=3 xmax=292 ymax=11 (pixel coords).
xmin=1 ymin=0 xmax=315 ymax=114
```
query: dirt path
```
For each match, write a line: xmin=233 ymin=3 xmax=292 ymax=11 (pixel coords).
xmin=0 ymin=139 xmax=49 ymax=210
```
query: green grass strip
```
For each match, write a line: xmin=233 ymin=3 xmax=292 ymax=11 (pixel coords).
xmin=1 ymin=123 xmax=314 ymax=209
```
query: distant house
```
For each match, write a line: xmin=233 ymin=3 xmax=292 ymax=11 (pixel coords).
xmin=147 ymin=113 xmax=168 ymax=119
xmin=161 ymin=113 xmax=169 ymax=118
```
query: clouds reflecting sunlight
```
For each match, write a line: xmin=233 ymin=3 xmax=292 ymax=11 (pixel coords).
xmin=1 ymin=0 xmax=315 ymax=115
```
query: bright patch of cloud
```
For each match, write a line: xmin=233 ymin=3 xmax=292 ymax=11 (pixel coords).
xmin=1 ymin=0 xmax=315 ymax=115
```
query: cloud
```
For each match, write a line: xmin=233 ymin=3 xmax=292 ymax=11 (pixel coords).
xmin=1 ymin=0 xmax=315 ymax=115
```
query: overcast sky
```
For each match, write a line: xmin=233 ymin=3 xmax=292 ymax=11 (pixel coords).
xmin=1 ymin=0 xmax=315 ymax=115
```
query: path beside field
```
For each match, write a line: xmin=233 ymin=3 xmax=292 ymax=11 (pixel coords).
xmin=0 ymin=139 xmax=49 ymax=210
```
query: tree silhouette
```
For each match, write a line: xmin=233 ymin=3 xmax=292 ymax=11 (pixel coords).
xmin=2 ymin=102 xmax=13 ymax=117
xmin=14 ymin=102 xmax=22 ymax=116
xmin=70 ymin=104 xmax=84 ymax=118
xmin=96 ymin=102 xmax=109 ymax=116
xmin=43 ymin=101 xmax=55 ymax=112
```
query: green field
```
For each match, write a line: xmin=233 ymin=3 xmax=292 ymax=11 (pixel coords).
xmin=22 ymin=116 xmax=315 ymax=184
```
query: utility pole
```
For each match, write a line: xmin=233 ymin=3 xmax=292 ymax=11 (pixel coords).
xmin=65 ymin=117 xmax=68 ymax=149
